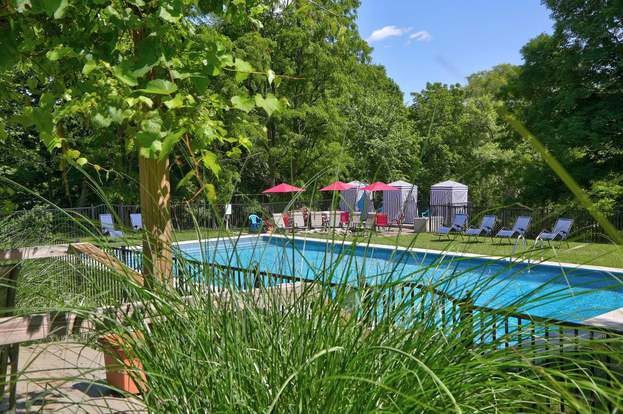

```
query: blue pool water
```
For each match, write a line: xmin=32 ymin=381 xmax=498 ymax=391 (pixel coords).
xmin=177 ymin=235 xmax=623 ymax=323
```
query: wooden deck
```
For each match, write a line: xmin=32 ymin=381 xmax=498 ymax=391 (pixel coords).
xmin=0 ymin=342 xmax=145 ymax=413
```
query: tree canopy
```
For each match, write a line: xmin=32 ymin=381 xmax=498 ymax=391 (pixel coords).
xmin=1 ymin=0 xmax=621 ymax=215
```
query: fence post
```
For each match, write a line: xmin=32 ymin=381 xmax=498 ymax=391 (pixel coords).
xmin=459 ymin=290 xmax=474 ymax=348
xmin=0 ymin=264 xmax=20 ymax=410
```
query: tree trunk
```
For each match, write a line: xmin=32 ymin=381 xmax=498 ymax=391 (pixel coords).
xmin=138 ymin=156 xmax=173 ymax=286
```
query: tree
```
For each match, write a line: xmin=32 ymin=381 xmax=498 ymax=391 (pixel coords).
xmin=1 ymin=0 xmax=278 ymax=283
xmin=510 ymin=0 xmax=623 ymax=209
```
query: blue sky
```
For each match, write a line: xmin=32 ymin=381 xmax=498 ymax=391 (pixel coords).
xmin=356 ymin=1 xmax=554 ymax=100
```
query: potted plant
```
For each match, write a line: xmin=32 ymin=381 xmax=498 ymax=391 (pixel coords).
xmin=98 ymin=333 xmax=146 ymax=394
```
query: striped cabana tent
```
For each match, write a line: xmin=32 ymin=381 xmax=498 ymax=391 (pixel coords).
xmin=339 ymin=181 xmax=374 ymax=213
xmin=383 ymin=180 xmax=418 ymax=224
xmin=429 ymin=180 xmax=468 ymax=222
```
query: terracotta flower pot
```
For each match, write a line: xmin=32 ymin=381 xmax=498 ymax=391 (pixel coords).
xmin=99 ymin=333 xmax=146 ymax=394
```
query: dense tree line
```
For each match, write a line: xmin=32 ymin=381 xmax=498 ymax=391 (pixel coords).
xmin=1 ymin=0 xmax=621 ymax=214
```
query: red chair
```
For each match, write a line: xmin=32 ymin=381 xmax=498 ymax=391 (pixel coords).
xmin=375 ymin=213 xmax=389 ymax=231
xmin=340 ymin=211 xmax=350 ymax=228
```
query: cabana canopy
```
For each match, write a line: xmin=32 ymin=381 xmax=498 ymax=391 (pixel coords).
xmin=339 ymin=181 xmax=374 ymax=213
xmin=430 ymin=180 xmax=468 ymax=218
xmin=383 ymin=180 xmax=418 ymax=224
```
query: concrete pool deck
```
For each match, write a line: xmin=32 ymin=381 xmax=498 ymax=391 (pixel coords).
xmin=0 ymin=343 xmax=145 ymax=413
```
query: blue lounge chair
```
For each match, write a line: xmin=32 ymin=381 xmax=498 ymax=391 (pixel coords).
xmin=436 ymin=213 xmax=468 ymax=238
xmin=465 ymin=215 xmax=497 ymax=238
xmin=248 ymin=214 xmax=263 ymax=233
xmin=536 ymin=218 xmax=573 ymax=246
xmin=495 ymin=216 xmax=531 ymax=243
xmin=130 ymin=213 xmax=143 ymax=230
xmin=99 ymin=214 xmax=123 ymax=238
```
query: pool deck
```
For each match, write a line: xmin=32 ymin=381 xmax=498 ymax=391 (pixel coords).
xmin=0 ymin=342 xmax=145 ymax=413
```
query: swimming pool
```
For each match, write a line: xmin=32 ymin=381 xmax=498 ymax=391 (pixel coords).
xmin=177 ymin=235 xmax=623 ymax=324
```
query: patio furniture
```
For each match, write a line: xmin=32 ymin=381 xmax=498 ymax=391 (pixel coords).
xmin=495 ymin=216 xmax=531 ymax=243
xmin=436 ymin=213 xmax=468 ymax=239
xmin=339 ymin=211 xmax=350 ymax=228
xmin=310 ymin=211 xmax=325 ymax=231
xmin=375 ymin=213 xmax=390 ymax=231
xmin=130 ymin=213 xmax=142 ymax=231
xmin=535 ymin=218 xmax=574 ymax=247
xmin=465 ymin=215 xmax=496 ymax=238
xmin=99 ymin=214 xmax=123 ymax=238
xmin=248 ymin=214 xmax=263 ymax=233
xmin=272 ymin=213 xmax=288 ymax=230
xmin=291 ymin=212 xmax=306 ymax=229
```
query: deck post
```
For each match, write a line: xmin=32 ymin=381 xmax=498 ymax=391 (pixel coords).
xmin=0 ymin=264 xmax=20 ymax=410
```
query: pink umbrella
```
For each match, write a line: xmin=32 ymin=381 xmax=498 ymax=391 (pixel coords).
xmin=262 ymin=183 xmax=304 ymax=194
xmin=361 ymin=182 xmax=399 ymax=192
xmin=319 ymin=181 xmax=355 ymax=191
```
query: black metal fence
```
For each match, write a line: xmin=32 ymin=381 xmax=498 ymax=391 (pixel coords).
xmin=3 ymin=201 xmax=621 ymax=243
xmin=424 ymin=203 xmax=623 ymax=242
xmin=15 ymin=245 xmax=622 ymax=411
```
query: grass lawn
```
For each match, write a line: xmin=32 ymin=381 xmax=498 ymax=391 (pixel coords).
xmin=302 ymin=231 xmax=623 ymax=269
xmin=79 ymin=227 xmax=622 ymax=269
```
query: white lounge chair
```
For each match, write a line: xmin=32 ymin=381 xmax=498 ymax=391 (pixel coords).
xmin=130 ymin=213 xmax=143 ymax=230
xmin=99 ymin=214 xmax=123 ymax=238
xmin=272 ymin=213 xmax=287 ymax=230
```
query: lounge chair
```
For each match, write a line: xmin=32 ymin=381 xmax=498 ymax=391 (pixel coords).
xmin=495 ymin=216 xmax=531 ymax=243
xmin=465 ymin=215 xmax=496 ymax=238
xmin=99 ymin=214 xmax=123 ymax=238
xmin=248 ymin=214 xmax=263 ymax=233
xmin=291 ymin=212 xmax=306 ymax=229
xmin=130 ymin=213 xmax=143 ymax=230
xmin=339 ymin=211 xmax=350 ymax=228
xmin=535 ymin=218 xmax=573 ymax=246
xmin=309 ymin=211 xmax=325 ymax=231
xmin=375 ymin=213 xmax=390 ymax=231
xmin=436 ymin=213 xmax=468 ymax=239
xmin=272 ymin=213 xmax=288 ymax=231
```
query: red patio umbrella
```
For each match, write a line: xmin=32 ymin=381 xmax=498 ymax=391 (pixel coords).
xmin=361 ymin=182 xmax=399 ymax=192
xmin=319 ymin=181 xmax=355 ymax=191
xmin=262 ymin=183 xmax=304 ymax=193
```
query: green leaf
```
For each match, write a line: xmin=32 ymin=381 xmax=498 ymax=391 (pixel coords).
xmin=255 ymin=93 xmax=281 ymax=117
xmin=65 ymin=149 xmax=80 ymax=159
xmin=230 ymin=95 xmax=255 ymax=113
xmin=76 ymin=157 xmax=88 ymax=167
xmin=82 ymin=59 xmax=97 ymax=75
xmin=113 ymin=63 xmax=138 ymax=86
xmin=204 ymin=183 xmax=217 ymax=203
xmin=42 ymin=0 xmax=69 ymax=18
xmin=176 ymin=170 xmax=195 ymax=190
xmin=202 ymin=150 xmax=221 ymax=177
xmin=46 ymin=45 xmax=73 ymax=61
xmin=135 ymin=131 xmax=161 ymax=159
xmin=164 ymin=94 xmax=185 ymax=109
xmin=160 ymin=129 xmax=185 ymax=160
xmin=234 ymin=58 xmax=253 ymax=82
xmin=93 ymin=113 xmax=112 ymax=128
xmin=267 ymin=69 xmax=276 ymax=85
xmin=137 ymin=79 xmax=178 ymax=95
xmin=0 ymin=118 xmax=6 ymax=142
xmin=159 ymin=4 xmax=181 ymax=22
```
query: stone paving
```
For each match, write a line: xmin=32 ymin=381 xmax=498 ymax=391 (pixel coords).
xmin=1 ymin=342 xmax=145 ymax=413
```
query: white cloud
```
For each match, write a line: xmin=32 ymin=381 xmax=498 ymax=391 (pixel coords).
xmin=409 ymin=30 xmax=432 ymax=42
xmin=367 ymin=25 xmax=410 ymax=43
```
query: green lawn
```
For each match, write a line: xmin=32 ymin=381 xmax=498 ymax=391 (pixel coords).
xmin=301 ymin=231 xmax=623 ymax=269
xmin=81 ymin=227 xmax=622 ymax=269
